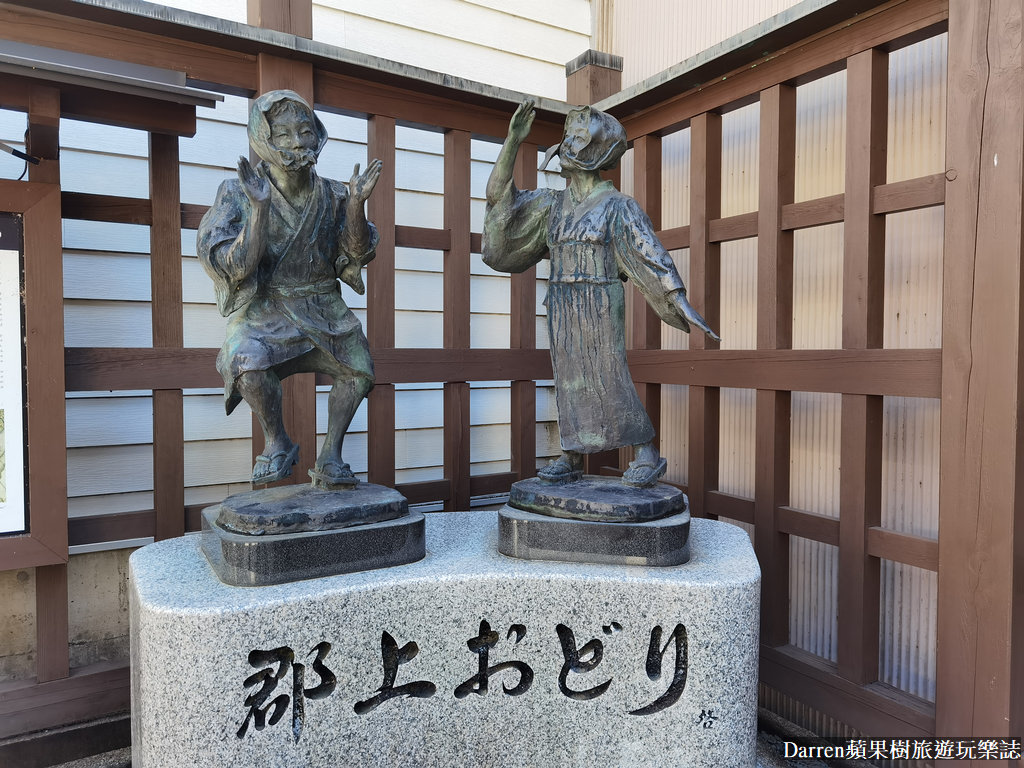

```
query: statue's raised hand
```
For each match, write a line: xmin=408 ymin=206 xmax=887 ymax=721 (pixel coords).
xmin=508 ymin=99 xmax=536 ymax=145
xmin=237 ymin=156 xmax=269 ymax=206
xmin=350 ymin=159 xmax=382 ymax=205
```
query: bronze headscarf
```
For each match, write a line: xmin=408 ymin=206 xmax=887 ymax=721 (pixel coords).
xmin=541 ymin=105 xmax=628 ymax=172
xmin=247 ymin=90 xmax=329 ymax=167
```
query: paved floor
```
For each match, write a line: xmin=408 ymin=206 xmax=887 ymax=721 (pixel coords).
xmin=50 ymin=733 xmax=831 ymax=768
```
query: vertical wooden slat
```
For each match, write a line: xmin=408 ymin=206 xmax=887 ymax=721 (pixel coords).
xmin=625 ymin=134 xmax=663 ymax=472
xmin=367 ymin=115 xmax=397 ymax=487
xmin=837 ymin=48 xmax=887 ymax=685
xmin=247 ymin=0 xmax=312 ymax=37
xmin=150 ymin=132 xmax=185 ymax=541
xmin=443 ymin=129 xmax=472 ymax=509
xmin=565 ymin=59 xmax=622 ymax=475
xmin=938 ymin=0 xmax=1024 ymax=745
xmin=756 ymin=84 xmax=795 ymax=648
xmin=27 ymin=85 xmax=69 ymax=683
xmin=250 ymin=53 xmax=316 ymax=483
xmin=511 ymin=143 xmax=537 ymax=480
xmin=688 ymin=112 xmax=722 ymax=518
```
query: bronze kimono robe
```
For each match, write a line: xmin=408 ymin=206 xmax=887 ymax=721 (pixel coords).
xmin=198 ymin=171 xmax=377 ymax=414
xmin=483 ymin=180 xmax=685 ymax=454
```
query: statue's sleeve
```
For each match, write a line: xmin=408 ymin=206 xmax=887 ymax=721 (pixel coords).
xmin=334 ymin=180 xmax=379 ymax=269
xmin=611 ymin=196 xmax=690 ymax=330
xmin=481 ymin=185 xmax=556 ymax=273
xmin=197 ymin=180 xmax=255 ymax=316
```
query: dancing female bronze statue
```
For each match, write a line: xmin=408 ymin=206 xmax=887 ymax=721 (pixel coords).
xmin=483 ymin=100 xmax=719 ymax=488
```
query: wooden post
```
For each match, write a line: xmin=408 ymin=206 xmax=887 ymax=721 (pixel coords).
xmin=27 ymin=84 xmax=69 ymax=683
xmin=837 ymin=48 xmax=886 ymax=685
xmin=565 ymin=50 xmax=622 ymax=106
xmin=937 ymin=0 xmax=1024 ymax=747
xmin=622 ymin=133 xmax=663 ymax=472
xmin=150 ymin=132 xmax=185 ymax=541
xmin=755 ymin=84 xmax=795 ymax=648
xmin=366 ymin=115 xmax=397 ymax=488
xmin=247 ymin=0 xmax=312 ymax=37
xmin=443 ymin=129 xmax=472 ymax=510
xmin=565 ymin=49 xmax=624 ymax=475
xmin=248 ymin=19 xmax=316 ymax=483
xmin=511 ymin=144 xmax=538 ymax=481
xmin=688 ymin=112 xmax=722 ymax=518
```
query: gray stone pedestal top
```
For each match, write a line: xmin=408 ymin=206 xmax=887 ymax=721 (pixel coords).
xmin=130 ymin=512 xmax=760 ymax=768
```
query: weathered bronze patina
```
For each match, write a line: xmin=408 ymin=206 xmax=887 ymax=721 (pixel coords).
xmin=198 ymin=89 xmax=382 ymax=488
xmin=484 ymin=100 xmax=719 ymax=488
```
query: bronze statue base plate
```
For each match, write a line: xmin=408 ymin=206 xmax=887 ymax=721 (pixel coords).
xmin=508 ymin=475 xmax=685 ymax=522
xmin=200 ymin=484 xmax=423 ymax=586
xmin=497 ymin=502 xmax=690 ymax=567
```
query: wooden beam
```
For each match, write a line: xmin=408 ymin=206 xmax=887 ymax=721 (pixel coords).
xmin=61 ymin=192 xmax=152 ymax=225
xmin=937 ymin=0 xmax=1024 ymax=742
xmin=149 ymin=132 xmax=185 ymax=541
xmin=872 ymin=172 xmax=945 ymax=214
xmin=761 ymin=644 xmax=935 ymax=737
xmin=657 ymin=225 xmax=690 ymax=250
xmin=776 ymin=506 xmax=840 ymax=547
xmin=0 ymin=663 xmax=129 ymax=740
xmin=395 ymin=225 xmax=451 ymax=251
xmin=0 ymin=5 xmax=256 ymax=93
xmin=705 ymin=491 xmax=755 ymax=524
xmin=511 ymin=143 xmax=538 ymax=480
xmin=316 ymin=71 xmax=564 ymax=146
xmin=837 ymin=48 xmax=887 ymax=686
xmin=626 ymin=348 xmax=940 ymax=397
xmin=64 ymin=347 xmax=556 ymax=390
xmin=366 ymin=114 xmax=397 ymax=488
xmin=687 ymin=112 xmax=721 ymax=518
xmin=866 ymin=527 xmax=938 ymax=572
xmin=781 ymin=194 xmax=845 ymax=230
xmin=443 ymin=129 xmax=472 ymax=510
xmin=708 ymin=211 xmax=759 ymax=243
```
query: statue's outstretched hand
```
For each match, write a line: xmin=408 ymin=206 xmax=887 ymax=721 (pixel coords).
xmin=350 ymin=159 xmax=383 ymax=205
xmin=672 ymin=289 xmax=721 ymax=342
xmin=509 ymin=99 xmax=536 ymax=145
xmin=237 ymin=156 xmax=269 ymax=206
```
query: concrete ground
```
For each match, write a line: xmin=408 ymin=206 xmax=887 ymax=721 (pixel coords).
xmin=49 ymin=733 xmax=830 ymax=768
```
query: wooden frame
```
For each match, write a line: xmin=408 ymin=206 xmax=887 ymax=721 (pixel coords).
xmin=0 ymin=180 xmax=66 ymax=571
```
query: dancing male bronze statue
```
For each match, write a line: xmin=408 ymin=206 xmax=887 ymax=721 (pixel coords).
xmin=199 ymin=90 xmax=382 ymax=489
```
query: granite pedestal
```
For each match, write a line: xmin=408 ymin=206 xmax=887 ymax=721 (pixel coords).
xmin=131 ymin=513 xmax=760 ymax=768
xmin=200 ymin=483 xmax=424 ymax=586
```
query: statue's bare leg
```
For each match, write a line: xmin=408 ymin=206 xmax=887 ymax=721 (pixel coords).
xmin=314 ymin=373 xmax=373 ymax=482
xmin=236 ymin=369 xmax=298 ymax=483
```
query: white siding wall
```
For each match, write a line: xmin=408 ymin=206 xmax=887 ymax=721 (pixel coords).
xmin=156 ymin=0 xmax=591 ymax=99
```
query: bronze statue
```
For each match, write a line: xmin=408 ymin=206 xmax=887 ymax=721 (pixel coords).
xmin=198 ymin=90 xmax=382 ymax=488
xmin=483 ymin=100 xmax=719 ymax=488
